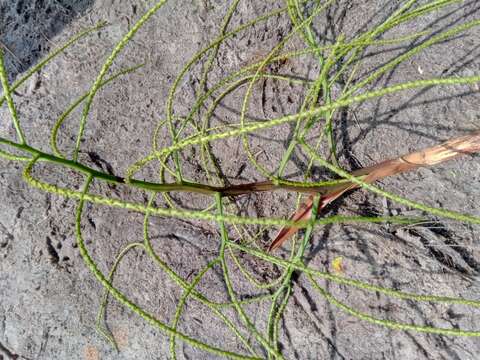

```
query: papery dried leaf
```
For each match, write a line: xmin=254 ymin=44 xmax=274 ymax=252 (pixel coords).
xmin=268 ymin=130 xmax=480 ymax=251
xmin=269 ymin=184 xmax=355 ymax=251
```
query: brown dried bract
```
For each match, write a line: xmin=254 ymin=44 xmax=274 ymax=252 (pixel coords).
xmin=269 ymin=130 xmax=480 ymax=251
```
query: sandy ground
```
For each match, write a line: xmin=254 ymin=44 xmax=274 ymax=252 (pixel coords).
xmin=1 ymin=0 xmax=480 ymax=359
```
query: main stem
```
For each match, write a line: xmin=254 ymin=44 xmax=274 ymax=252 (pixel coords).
xmin=0 ymin=137 xmax=333 ymax=197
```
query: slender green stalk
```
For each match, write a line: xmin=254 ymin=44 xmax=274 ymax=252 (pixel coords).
xmin=0 ymin=21 xmax=107 ymax=108
xmin=73 ymin=0 xmax=168 ymax=161
xmin=74 ymin=177 xmax=261 ymax=359
xmin=0 ymin=50 xmax=26 ymax=144
xmin=96 ymin=242 xmax=145 ymax=351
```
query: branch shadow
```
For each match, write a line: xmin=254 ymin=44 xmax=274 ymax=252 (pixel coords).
xmin=0 ymin=0 xmax=95 ymax=81
xmin=340 ymin=0 xmax=480 ymax=154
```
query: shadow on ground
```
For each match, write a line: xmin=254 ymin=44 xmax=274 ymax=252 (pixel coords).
xmin=0 ymin=0 xmax=94 ymax=80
